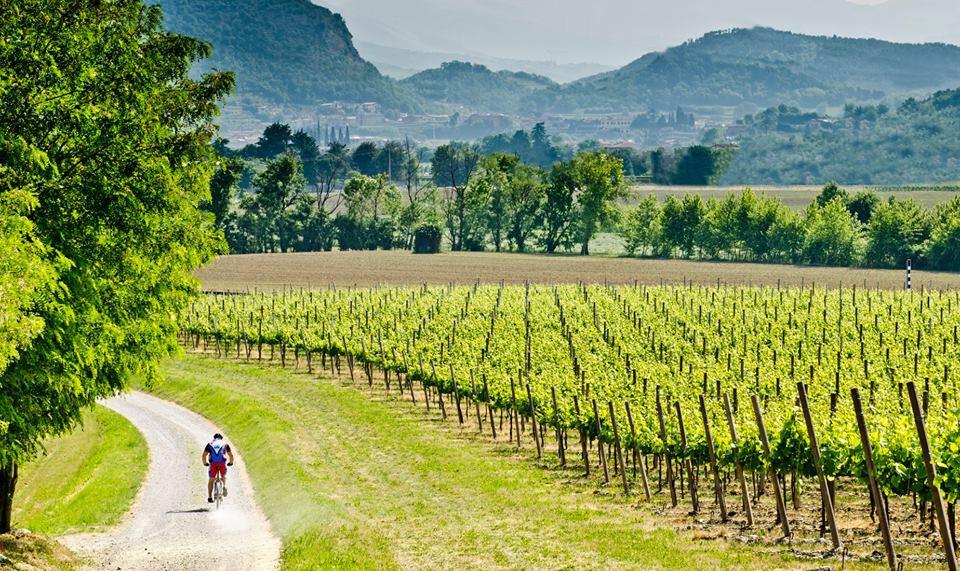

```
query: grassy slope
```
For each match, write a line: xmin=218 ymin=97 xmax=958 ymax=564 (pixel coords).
xmin=147 ymin=354 xmax=851 ymax=570
xmin=14 ymin=405 xmax=147 ymax=535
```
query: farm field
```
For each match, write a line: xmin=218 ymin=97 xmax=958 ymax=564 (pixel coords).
xmin=147 ymin=354 xmax=891 ymax=570
xmin=195 ymin=250 xmax=960 ymax=291
xmin=628 ymin=185 xmax=960 ymax=212
xmin=182 ymin=280 xmax=960 ymax=568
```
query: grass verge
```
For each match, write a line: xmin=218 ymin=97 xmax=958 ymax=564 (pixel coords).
xmin=14 ymin=404 xmax=147 ymax=535
xmin=144 ymin=354 xmax=875 ymax=570
xmin=0 ymin=531 xmax=78 ymax=569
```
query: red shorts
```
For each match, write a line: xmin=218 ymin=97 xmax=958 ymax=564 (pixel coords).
xmin=208 ymin=462 xmax=227 ymax=478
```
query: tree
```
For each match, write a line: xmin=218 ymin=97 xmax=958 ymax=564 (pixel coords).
xmin=340 ymin=173 xmax=401 ymax=250
xmin=924 ymin=197 xmax=960 ymax=270
xmin=659 ymin=195 xmax=706 ymax=258
xmin=569 ymin=152 xmax=626 ymax=255
xmin=673 ymin=145 xmax=716 ymax=185
xmin=233 ymin=155 xmax=308 ymax=252
xmin=351 ymin=142 xmax=380 ymax=176
xmin=254 ymin=122 xmax=293 ymax=159
xmin=846 ymin=191 xmax=880 ymax=224
xmin=432 ymin=143 xmax=480 ymax=251
xmin=803 ymin=198 xmax=864 ymax=266
xmin=291 ymin=130 xmax=320 ymax=183
xmin=0 ymin=0 xmax=231 ymax=531
xmin=473 ymin=155 xmax=512 ymax=252
xmin=621 ymin=195 xmax=661 ymax=256
xmin=815 ymin=182 xmax=849 ymax=208
xmin=205 ymin=157 xmax=245 ymax=229
xmin=541 ymin=164 xmax=578 ymax=254
xmin=315 ymin=142 xmax=349 ymax=211
xmin=504 ymin=164 xmax=546 ymax=253
xmin=865 ymin=199 xmax=928 ymax=267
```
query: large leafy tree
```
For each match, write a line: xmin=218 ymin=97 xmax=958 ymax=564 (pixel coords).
xmin=0 ymin=0 xmax=231 ymax=530
xmin=432 ymin=143 xmax=480 ymax=251
xmin=570 ymin=152 xmax=626 ymax=255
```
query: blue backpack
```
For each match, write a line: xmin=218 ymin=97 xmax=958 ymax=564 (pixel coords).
xmin=209 ymin=441 xmax=228 ymax=463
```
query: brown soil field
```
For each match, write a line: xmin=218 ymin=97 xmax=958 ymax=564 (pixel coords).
xmin=196 ymin=251 xmax=960 ymax=291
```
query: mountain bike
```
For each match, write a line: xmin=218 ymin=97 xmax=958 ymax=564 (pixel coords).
xmin=212 ymin=474 xmax=226 ymax=510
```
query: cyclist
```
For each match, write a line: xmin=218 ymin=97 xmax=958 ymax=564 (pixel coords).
xmin=202 ymin=433 xmax=235 ymax=504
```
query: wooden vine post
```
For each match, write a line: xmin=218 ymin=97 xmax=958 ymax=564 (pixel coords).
xmin=608 ymin=401 xmax=629 ymax=494
xmin=699 ymin=395 xmax=727 ymax=522
xmin=675 ymin=401 xmax=699 ymax=513
xmin=624 ymin=401 xmax=652 ymax=500
xmin=723 ymin=394 xmax=753 ymax=526
xmin=592 ymin=399 xmax=610 ymax=483
xmin=657 ymin=394 xmax=677 ymax=506
xmin=797 ymin=382 xmax=841 ymax=550
xmin=907 ymin=381 xmax=958 ymax=571
xmin=751 ymin=395 xmax=791 ymax=537
xmin=850 ymin=388 xmax=897 ymax=571
xmin=526 ymin=383 xmax=542 ymax=459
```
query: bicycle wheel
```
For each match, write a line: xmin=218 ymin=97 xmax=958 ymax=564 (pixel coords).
xmin=214 ymin=479 xmax=224 ymax=510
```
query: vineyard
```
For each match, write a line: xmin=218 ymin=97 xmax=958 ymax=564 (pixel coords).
xmin=182 ymin=282 xmax=960 ymax=569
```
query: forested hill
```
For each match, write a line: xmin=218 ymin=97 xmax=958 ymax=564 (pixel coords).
xmin=525 ymin=28 xmax=960 ymax=114
xmin=401 ymin=61 xmax=556 ymax=114
xmin=152 ymin=0 xmax=423 ymax=112
xmin=720 ymin=88 xmax=960 ymax=185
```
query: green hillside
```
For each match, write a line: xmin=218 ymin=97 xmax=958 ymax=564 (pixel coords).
xmin=153 ymin=0 xmax=423 ymax=114
xmin=720 ymin=88 xmax=960 ymax=185
xmin=526 ymin=27 xmax=960 ymax=114
xmin=402 ymin=61 xmax=556 ymax=113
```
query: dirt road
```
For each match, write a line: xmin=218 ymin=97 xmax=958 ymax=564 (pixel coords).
xmin=63 ymin=391 xmax=280 ymax=570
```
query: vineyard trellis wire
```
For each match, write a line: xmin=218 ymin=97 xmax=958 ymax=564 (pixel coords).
xmin=181 ymin=282 xmax=960 ymax=569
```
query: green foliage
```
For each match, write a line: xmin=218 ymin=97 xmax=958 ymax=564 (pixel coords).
xmin=621 ymin=196 xmax=661 ymax=256
xmin=0 ymin=0 xmax=229 ymax=529
xmin=154 ymin=0 xmax=423 ymax=116
xmin=402 ymin=61 xmax=555 ymax=114
xmin=723 ymin=88 xmax=960 ymax=185
xmin=524 ymin=27 xmax=960 ymax=115
xmin=185 ymin=279 xmax=960 ymax=518
xmin=802 ymin=198 xmax=864 ymax=266
xmin=864 ymin=199 xmax=929 ymax=268
xmin=479 ymin=123 xmax=566 ymax=169
xmin=413 ymin=225 xmax=442 ymax=254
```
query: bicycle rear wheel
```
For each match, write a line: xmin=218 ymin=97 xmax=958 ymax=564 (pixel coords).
xmin=214 ymin=479 xmax=224 ymax=510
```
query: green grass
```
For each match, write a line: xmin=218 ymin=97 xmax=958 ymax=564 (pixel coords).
xmin=13 ymin=405 xmax=147 ymax=535
xmin=0 ymin=532 xmax=78 ymax=570
xmin=143 ymin=354 xmax=870 ymax=570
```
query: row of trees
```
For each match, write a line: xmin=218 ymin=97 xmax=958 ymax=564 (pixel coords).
xmin=213 ymin=140 xmax=627 ymax=257
xmin=621 ymin=184 xmax=960 ymax=270
xmin=0 ymin=0 xmax=229 ymax=531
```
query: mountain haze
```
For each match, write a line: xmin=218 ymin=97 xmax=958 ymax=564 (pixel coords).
xmin=525 ymin=28 xmax=960 ymax=114
xmin=319 ymin=0 xmax=960 ymax=66
xmin=402 ymin=62 xmax=556 ymax=114
xmin=153 ymin=0 xmax=423 ymax=136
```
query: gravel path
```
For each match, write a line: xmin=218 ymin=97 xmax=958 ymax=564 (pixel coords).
xmin=62 ymin=391 xmax=280 ymax=570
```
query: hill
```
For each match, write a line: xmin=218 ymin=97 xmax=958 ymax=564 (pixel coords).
xmin=152 ymin=0 xmax=423 ymax=136
xmin=719 ymin=88 xmax=960 ymax=185
xmin=402 ymin=61 xmax=557 ymax=114
xmin=355 ymin=41 xmax=613 ymax=83
xmin=525 ymin=28 xmax=960 ymax=114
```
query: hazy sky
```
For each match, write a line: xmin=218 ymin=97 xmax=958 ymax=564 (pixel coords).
xmin=319 ymin=0 xmax=960 ymax=66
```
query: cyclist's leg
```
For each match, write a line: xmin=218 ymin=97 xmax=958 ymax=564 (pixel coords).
xmin=207 ymin=475 xmax=215 ymax=500
xmin=222 ymin=467 xmax=228 ymax=497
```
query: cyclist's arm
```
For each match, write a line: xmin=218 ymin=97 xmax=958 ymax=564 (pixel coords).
xmin=227 ymin=448 xmax=235 ymax=466
xmin=202 ymin=448 xmax=210 ymax=466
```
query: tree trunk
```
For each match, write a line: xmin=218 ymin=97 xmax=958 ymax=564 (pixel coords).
xmin=0 ymin=462 xmax=18 ymax=534
xmin=580 ymin=240 xmax=589 ymax=256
